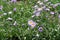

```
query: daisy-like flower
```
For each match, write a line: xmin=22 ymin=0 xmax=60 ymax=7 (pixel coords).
xmin=37 ymin=1 xmax=44 ymax=6
xmin=0 ymin=5 xmax=3 ymax=10
xmin=28 ymin=20 xmax=37 ymax=28
xmin=8 ymin=11 xmax=12 ymax=14
xmin=11 ymin=0 xmax=17 ymax=3
xmin=13 ymin=8 xmax=16 ymax=11
xmin=33 ymin=5 xmax=39 ymax=10
xmin=33 ymin=10 xmax=40 ymax=17
xmin=33 ymin=8 xmax=43 ymax=17
xmin=58 ymin=14 xmax=60 ymax=18
xmin=37 ymin=8 xmax=43 ymax=11
xmin=3 ymin=13 xmax=7 ymax=15
xmin=13 ymin=21 xmax=17 ymax=26
xmin=44 ymin=8 xmax=50 ymax=11
xmin=35 ymin=12 xmax=40 ymax=16
xmin=37 ymin=1 xmax=41 ymax=4
xmin=31 ymin=15 xmax=35 ymax=18
xmin=50 ymin=11 xmax=55 ymax=15
xmin=38 ymin=27 xmax=43 ymax=32
xmin=36 ymin=33 xmax=39 ymax=37
xmin=7 ymin=17 xmax=13 ymax=21
xmin=39 ymin=2 xmax=44 ymax=6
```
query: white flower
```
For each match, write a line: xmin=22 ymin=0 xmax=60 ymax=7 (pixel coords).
xmin=33 ymin=11 xmax=40 ymax=17
xmin=37 ymin=8 xmax=43 ymax=11
xmin=37 ymin=1 xmax=41 ymax=4
xmin=7 ymin=17 xmax=13 ymax=21
xmin=35 ymin=12 xmax=40 ymax=16
xmin=3 ymin=13 xmax=7 ymax=15
xmin=31 ymin=15 xmax=35 ymax=18
xmin=8 ymin=11 xmax=12 ymax=14
xmin=36 ymin=33 xmax=39 ymax=37
xmin=13 ymin=21 xmax=17 ymax=26
xmin=44 ymin=8 xmax=50 ymax=11
xmin=39 ymin=2 xmax=44 ymax=5
xmin=24 ymin=37 xmax=26 ymax=39
xmin=33 ymin=5 xmax=39 ymax=9
xmin=28 ymin=20 xmax=37 ymax=28
xmin=50 ymin=12 xmax=55 ymax=15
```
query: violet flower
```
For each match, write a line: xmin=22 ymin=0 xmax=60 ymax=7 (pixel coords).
xmin=50 ymin=11 xmax=55 ymax=15
xmin=13 ymin=8 xmax=16 ymax=11
xmin=11 ymin=0 xmax=17 ymax=3
xmin=0 ymin=5 xmax=3 ymax=10
xmin=38 ymin=27 xmax=43 ymax=32
xmin=58 ymin=14 xmax=60 ymax=18
xmin=33 ymin=10 xmax=40 ymax=17
xmin=28 ymin=20 xmax=37 ymax=28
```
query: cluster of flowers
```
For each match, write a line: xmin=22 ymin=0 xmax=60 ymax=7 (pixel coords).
xmin=0 ymin=0 xmax=18 ymax=26
xmin=28 ymin=0 xmax=60 ymax=32
xmin=0 ymin=0 xmax=60 ymax=33
xmin=0 ymin=0 xmax=43 ymax=33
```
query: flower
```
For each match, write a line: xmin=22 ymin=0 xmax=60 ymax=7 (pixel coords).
xmin=11 ymin=0 xmax=17 ymax=3
xmin=31 ymin=15 xmax=35 ymax=18
xmin=38 ymin=27 xmax=43 ymax=32
xmin=33 ymin=5 xmax=39 ymax=10
xmin=13 ymin=8 xmax=16 ymax=11
xmin=37 ymin=8 xmax=43 ymax=11
xmin=6 ymin=17 xmax=13 ymax=21
xmin=58 ymin=14 xmax=60 ymax=18
xmin=13 ymin=21 xmax=17 ymax=26
xmin=8 ymin=11 xmax=12 ymax=14
xmin=28 ymin=20 xmax=37 ymax=28
xmin=36 ymin=33 xmax=39 ymax=37
xmin=33 ymin=8 xmax=42 ymax=17
xmin=44 ymin=8 xmax=50 ymax=11
xmin=50 ymin=11 xmax=55 ymax=15
xmin=37 ymin=1 xmax=41 ymax=4
xmin=0 ymin=5 xmax=3 ymax=10
xmin=35 ymin=12 xmax=40 ymax=16
xmin=3 ymin=13 xmax=7 ymax=15
xmin=33 ymin=10 xmax=40 ymax=17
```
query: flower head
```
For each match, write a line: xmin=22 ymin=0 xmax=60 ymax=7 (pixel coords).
xmin=28 ymin=20 xmax=37 ymax=28
xmin=7 ymin=17 xmax=13 ymax=21
xmin=13 ymin=21 xmax=17 ymax=26
xmin=0 ymin=5 xmax=3 ymax=10
xmin=3 ymin=13 xmax=7 ymax=15
xmin=33 ymin=10 xmax=40 ymax=17
xmin=58 ymin=14 xmax=60 ymax=18
xmin=11 ymin=0 xmax=17 ymax=3
xmin=50 ymin=11 xmax=55 ymax=15
xmin=8 ymin=11 xmax=12 ymax=14
xmin=13 ymin=8 xmax=16 ymax=11
xmin=38 ymin=27 xmax=43 ymax=32
xmin=36 ymin=33 xmax=39 ymax=37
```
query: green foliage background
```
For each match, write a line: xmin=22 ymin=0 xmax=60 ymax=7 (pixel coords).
xmin=0 ymin=0 xmax=60 ymax=40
